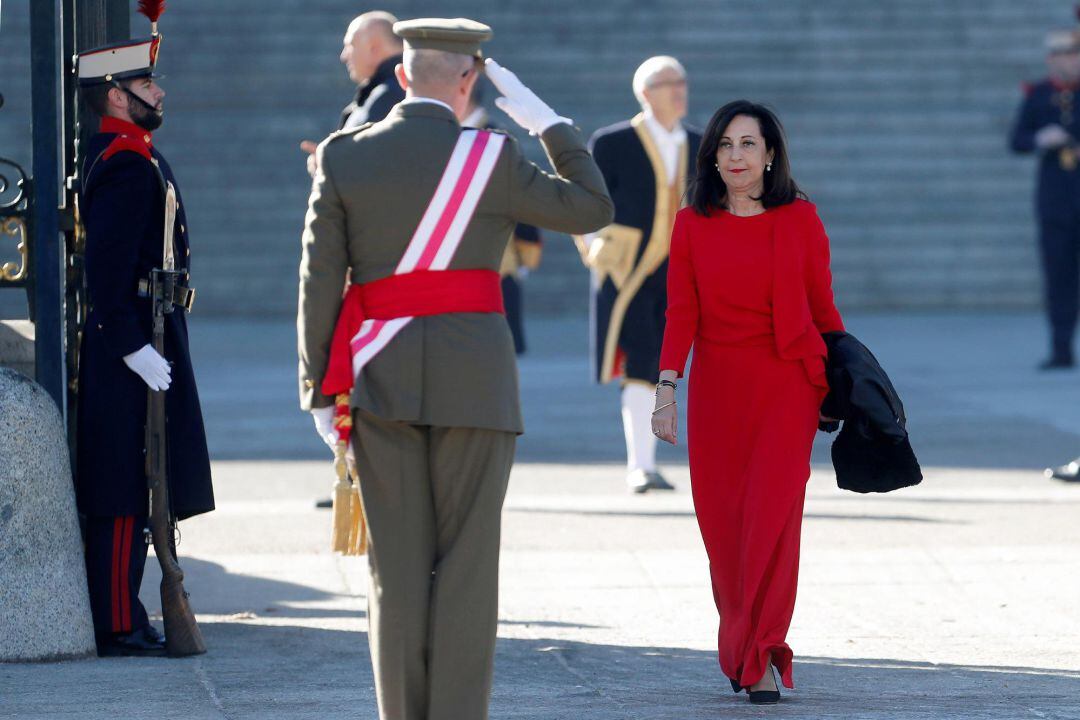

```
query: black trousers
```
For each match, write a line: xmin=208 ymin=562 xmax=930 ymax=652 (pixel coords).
xmin=84 ymin=515 xmax=150 ymax=638
xmin=1039 ymin=211 xmax=1080 ymax=360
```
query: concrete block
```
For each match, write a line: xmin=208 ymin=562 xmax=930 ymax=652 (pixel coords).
xmin=0 ymin=367 xmax=96 ymax=662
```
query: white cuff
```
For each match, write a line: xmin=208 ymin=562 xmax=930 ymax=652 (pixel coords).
xmin=535 ymin=116 xmax=573 ymax=136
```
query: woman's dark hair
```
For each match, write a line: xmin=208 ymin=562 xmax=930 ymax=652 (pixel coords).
xmin=688 ymin=100 xmax=805 ymax=216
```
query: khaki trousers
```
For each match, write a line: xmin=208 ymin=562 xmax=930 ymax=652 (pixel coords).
xmin=352 ymin=410 xmax=516 ymax=720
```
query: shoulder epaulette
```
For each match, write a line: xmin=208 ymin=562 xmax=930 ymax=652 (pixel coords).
xmin=102 ymin=133 xmax=153 ymax=161
xmin=327 ymin=122 xmax=376 ymax=144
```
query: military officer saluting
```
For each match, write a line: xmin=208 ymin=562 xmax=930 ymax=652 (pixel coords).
xmin=75 ymin=2 xmax=213 ymax=656
xmin=298 ymin=19 xmax=612 ymax=719
xmin=1011 ymin=19 xmax=1080 ymax=369
xmin=580 ymin=56 xmax=701 ymax=492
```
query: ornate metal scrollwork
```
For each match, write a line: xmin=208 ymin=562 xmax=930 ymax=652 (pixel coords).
xmin=0 ymin=217 xmax=28 ymax=282
xmin=0 ymin=156 xmax=31 ymax=289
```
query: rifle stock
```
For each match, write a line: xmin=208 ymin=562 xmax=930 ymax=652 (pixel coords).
xmin=145 ymin=268 xmax=205 ymax=657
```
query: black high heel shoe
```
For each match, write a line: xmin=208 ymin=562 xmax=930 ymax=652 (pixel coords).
xmin=747 ymin=666 xmax=781 ymax=705
xmin=729 ymin=678 xmax=744 ymax=694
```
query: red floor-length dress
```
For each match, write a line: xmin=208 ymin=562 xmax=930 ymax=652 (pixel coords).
xmin=659 ymin=199 xmax=844 ymax=690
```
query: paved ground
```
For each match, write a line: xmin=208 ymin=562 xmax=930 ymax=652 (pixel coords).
xmin=3 ymin=313 xmax=1080 ymax=719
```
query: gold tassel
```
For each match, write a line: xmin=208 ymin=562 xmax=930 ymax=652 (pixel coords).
xmin=346 ymin=456 xmax=369 ymax=556
xmin=330 ymin=443 xmax=352 ymax=554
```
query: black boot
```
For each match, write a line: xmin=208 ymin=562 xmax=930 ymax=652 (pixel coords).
xmin=97 ymin=625 xmax=167 ymax=657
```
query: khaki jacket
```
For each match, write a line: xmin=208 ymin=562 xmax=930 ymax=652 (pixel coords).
xmin=298 ymin=101 xmax=613 ymax=432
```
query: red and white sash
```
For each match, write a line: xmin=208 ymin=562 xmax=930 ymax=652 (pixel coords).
xmin=347 ymin=129 xmax=506 ymax=380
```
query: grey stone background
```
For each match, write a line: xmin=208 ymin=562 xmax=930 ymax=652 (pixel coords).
xmin=0 ymin=0 xmax=1070 ymax=319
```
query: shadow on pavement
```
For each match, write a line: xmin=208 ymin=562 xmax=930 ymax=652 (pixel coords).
xmin=5 ymin=622 xmax=1077 ymax=719
xmin=143 ymin=557 xmax=367 ymax=621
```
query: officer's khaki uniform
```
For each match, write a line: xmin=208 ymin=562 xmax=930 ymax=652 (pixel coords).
xmin=298 ymin=97 xmax=612 ymax=719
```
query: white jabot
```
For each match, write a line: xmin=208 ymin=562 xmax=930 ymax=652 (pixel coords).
xmin=642 ymin=109 xmax=687 ymax=185
xmin=400 ymin=96 xmax=456 ymax=116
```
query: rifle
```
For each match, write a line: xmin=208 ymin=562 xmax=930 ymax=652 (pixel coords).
xmin=143 ymin=174 xmax=203 ymax=657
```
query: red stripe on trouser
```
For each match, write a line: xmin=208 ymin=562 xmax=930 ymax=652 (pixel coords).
xmin=119 ymin=516 xmax=134 ymax=632
xmin=110 ymin=518 xmax=123 ymax=632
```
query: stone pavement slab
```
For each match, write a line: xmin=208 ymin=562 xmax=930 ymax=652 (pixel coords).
xmin=3 ymin=313 xmax=1080 ymax=719
xmin=2 ymin=462 xmax=1078 ymax=719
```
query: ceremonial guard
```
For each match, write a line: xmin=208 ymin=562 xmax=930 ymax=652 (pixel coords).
xmin=463 ymin=81 xmax=543 ymax=354
xmin=75 ymin=2 xmax=213 ymax=656
xmin=580 ymin=56 xmax=700 ymax=492
xmin=1010 ymin=18 xmax=1080 ymax=369
xmin=298 ymin=19 xmax=612 ymax=719
xmin=302 ymin=11 xmax=405 ymax=176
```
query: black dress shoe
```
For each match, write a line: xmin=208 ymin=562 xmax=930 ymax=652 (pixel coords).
xmin=1046 ymin=459 xmax=1080 ymax=482
xmin=645 ymin=471 xmax=675 ymax=491
xmin=1038 ymin=356 xmax=1075 ymax=371
xmin=98 ymin=625 xmax=167 ymax=657
xmin=315 ymin=497 xmax=333 ymax=509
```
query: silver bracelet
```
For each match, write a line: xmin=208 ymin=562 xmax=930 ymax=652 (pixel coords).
xmin=652 ymin=401 xmax=676 ymax=415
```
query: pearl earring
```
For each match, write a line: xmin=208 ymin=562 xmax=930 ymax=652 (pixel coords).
xmin=715 ymin=162 xmax=721 ymax=172
xmin=766 ymin=162 xmax=772 ymax=172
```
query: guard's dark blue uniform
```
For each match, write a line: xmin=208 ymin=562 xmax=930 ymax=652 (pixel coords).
xmin=76 ymin=116 xmax=213 ymax=639
xmin=1010 ymin=78 xmax=1080 ymax=363
xmin=588 ymin=119 xmax=701 ymax=384
xmin=500 ymin=223 xmax=541 ymax=355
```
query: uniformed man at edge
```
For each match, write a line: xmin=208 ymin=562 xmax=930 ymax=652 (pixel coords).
xmin=1011 ymin=22 xmax=1080 ymax=369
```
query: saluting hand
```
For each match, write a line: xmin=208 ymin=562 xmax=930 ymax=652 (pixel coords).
xmin=485 ymin=58 xmax=567 ymax=136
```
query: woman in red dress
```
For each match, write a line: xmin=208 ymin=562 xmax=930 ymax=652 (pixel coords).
xmin=651 ymin=100 xmax=844 ymax=705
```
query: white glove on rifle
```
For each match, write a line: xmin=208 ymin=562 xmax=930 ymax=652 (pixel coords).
xmin=123 ymin=344 xmax=171 ymax=391
xmin=485 ymin=58 xmax=571 ymax=136
xmin=311 ymin=406 xmax=338 ymax=450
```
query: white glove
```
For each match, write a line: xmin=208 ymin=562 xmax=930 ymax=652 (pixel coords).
xmin=122 ymin=344 xmax=171 ymax=391
xmin=485 ymin=58 xmax=571 ymax=136
xmin=311 ymin=406 xmax=338 ymax=450
xmin=1035 ymin=124 xmax=1072 ymax=150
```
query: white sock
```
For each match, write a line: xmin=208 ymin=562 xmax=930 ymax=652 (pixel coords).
xmin=621 ymin=383 xmax=658 ymax=474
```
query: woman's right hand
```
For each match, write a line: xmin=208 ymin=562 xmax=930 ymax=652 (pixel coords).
xmin=651 ymin=394 xmax=678 ymax=445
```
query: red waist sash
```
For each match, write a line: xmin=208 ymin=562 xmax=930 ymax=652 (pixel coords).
xmin=321 ymin=268 xmax=504 ymax=396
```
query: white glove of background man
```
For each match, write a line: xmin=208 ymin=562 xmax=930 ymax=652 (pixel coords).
xmin=485 ymin=58 xmax=571 ymax=136
xmin=122 ymin=344 xmax=171 ymax=391
xmin=311 ymin=406 xmax=337 ymax=450
xmin=1035 ymin=124 xmax=1072 ymax=150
